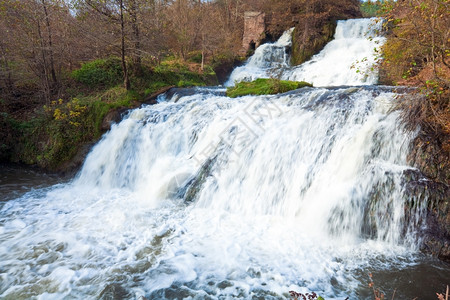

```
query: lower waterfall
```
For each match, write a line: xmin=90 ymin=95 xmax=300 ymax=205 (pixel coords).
xmin=0 ymin=18 xmax=447 ymax=300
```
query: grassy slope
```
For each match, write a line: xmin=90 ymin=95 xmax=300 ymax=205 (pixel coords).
xmin=1 ymin=57 xmax=217 ymax=171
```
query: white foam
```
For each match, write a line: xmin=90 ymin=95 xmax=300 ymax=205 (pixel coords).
xmin=0 ymin=86 xmax=422 ymax=299
xmin=227 ymin=18 xmax=385 ymax=87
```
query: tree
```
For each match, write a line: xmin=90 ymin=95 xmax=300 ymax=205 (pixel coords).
xmin=381 ymin=0 xmax=449 ymax=182
xmin=0 ymin=0 xmax=66 ymax=102
xmin=41 ymin=0 xmax=58 ymax=88
xmin=80 ymin=0 xmax=130 ymax=89
xmin=381 ymin=0 xmax=449 ymax=84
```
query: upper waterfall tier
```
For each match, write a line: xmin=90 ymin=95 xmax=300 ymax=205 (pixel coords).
xmin=226 ymin=18 xmax=385 ymax=87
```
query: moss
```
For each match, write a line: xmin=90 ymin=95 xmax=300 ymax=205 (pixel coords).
xmin=226 ymin=78 xmax=312 ymax=98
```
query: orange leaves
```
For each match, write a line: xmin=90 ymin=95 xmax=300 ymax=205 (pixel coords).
xmin=436 ymin=285 xmax=449 ymax=300
xmin=368 ymin=273 xmax=386 ymax=300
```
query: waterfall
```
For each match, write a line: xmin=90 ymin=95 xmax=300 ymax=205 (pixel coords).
xmin=226 ymin=28 xmax=294 ymax=85
xmin=75 ymin=85 xmax=418 ymax=246
xmin=283 ymin=18 xmax=385 ymax=86
xmin=0 ymin=18 xmax=435 ymax=300
xmin=227 ymin=18 xmax=385 ymax=87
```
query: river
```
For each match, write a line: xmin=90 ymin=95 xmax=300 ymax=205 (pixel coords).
xmin=0 ymin=18 xmax=449 ymax=299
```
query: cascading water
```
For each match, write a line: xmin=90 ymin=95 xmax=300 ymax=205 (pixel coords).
xmin=226 ymin=28 xmax=294 ymax=85
xmin=227 ymin=18 xmax=385 ymax=87
xmin=0 ymin=18 xmax=447 ymax=300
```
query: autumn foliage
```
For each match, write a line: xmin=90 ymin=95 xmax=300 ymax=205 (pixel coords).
xmin=380 ymin=0 xmax=449 ymax=183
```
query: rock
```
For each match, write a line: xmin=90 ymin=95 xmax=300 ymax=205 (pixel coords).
xmin=408 ymin=134 xmax=450 ymax=184
xmin=213 ymin=56 xmax=244 ymax=84
xmin=184 ymin=157 xmax=215 ymax=203
xmin=407 ymin=133 xmax=449 ymax=261
xmin=291 ymin=21 xmax=336 ymax=66
xmin=143 ymin=85 xmax=175 ymax=105
xmin=98 ymin=283 xmax=131 ymax=300
xmin=261 ymin=0 xmax=362 ymax=66
xmin=402 ymin=169 xmax=450 ymax=262
xmin=56 ymin=142 xmax=95 ymax=176
xmin=101 ymin=108 xmax=129 ymax=131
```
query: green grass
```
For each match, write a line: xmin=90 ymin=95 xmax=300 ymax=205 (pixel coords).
xmin=226 ymin=78 xmax=312 ymax=98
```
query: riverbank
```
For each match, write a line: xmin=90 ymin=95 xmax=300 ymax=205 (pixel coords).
xmin=375 ymin=0 xmax=449 ymax=261
xmin=0 ymin=57 xmax=218 ymax=174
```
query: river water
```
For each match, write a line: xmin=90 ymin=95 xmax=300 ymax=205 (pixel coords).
xmin=1 ymin=18 xmax=449 ymax=299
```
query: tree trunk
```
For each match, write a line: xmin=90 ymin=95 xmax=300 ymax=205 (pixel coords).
xmin=119 ymin=0 xmax=130 ymax=90
xmin=41 ymin=0 xmax=57 ymax=88
xmin=36 ymin=19 xmax=51 ymax=103
xmin=129 ymin=0 xmax=142 ymax=74
xmin=0 ymin=43 xmax=13 ymax=94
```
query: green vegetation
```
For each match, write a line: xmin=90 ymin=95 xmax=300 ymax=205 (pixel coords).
xmin=71 ymin=58 xmax=123 ymax=88
xmin=5 ymin=90 xmax=138 ymax=169
xmin=146 ymin=58 xmax=216 ymax=92
xmin=360 ymin=0 xmax=384 ymax=18
xmin=0 ymin=0 xmax=362 ymax=171
xmin=379 ymin=0 xmax=449 ymax=183
xmin=226 ymin=78 xmax=312 ymax=98
xmin=1 ymin=56 xmax=217 ymax=170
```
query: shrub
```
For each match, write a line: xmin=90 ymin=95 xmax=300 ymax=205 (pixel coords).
xmin=72 ymin=57 xmax=123 ymax=88
xmin=187 ymin=51 xmax=203 ymax=64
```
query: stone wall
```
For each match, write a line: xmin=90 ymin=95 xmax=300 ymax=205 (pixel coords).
xmin=241 ymin=12 xmax=265 ymax=55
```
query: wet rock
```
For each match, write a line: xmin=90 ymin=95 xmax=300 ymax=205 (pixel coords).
xmin=291 ymin=21 xmax=337 ymax=66
xmin=184 ymin=157 xmax=215 ymax=203
xmin=421 ymin=196 xmax=450 ymax=262
xmin=213 ymin=57 xmax=244 ymax=84
xmin=101 ymin=108 xmax=129 ymax=131
xmin=217 ymin=280 xmax=233 ymax=289
xmin=164 ymin=87 xmax=199 ymax=102
xmin=407 ymin=131 xmax=449 ymax=184
xmin=404 ymin=126 xmax=449 ymax=262
xmin=147 ymin=284 xmax=209 ymax=300
xmin=56 ymin=142 xmax=95 ymax=175
xmin=143 ymin=85 xmax=175 ymax=104
xmin=251 ymin=289 xmax=284 ymax=300
xmin=402 ymin=169 xmax=450 ymax=262
xmin=98 ymin=283 xmax=131 ymax=300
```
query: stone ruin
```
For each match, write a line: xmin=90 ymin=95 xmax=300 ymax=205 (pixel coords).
xmin=241 ymin=11 xmax=265 ymax=55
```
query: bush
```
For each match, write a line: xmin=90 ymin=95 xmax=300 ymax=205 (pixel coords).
xmin=187 ymin=51 xmax=203 ymax=64
xmin=71 ymin=57 xmax=123 ymax=88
